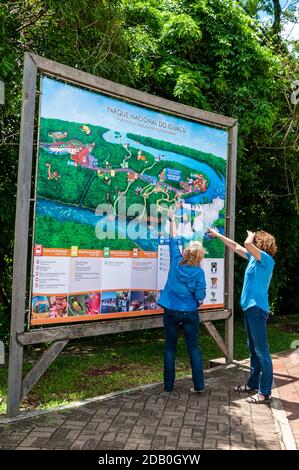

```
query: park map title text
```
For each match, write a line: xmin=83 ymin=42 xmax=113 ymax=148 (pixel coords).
xmin=106 ymin=105 xmax=187 ymax=134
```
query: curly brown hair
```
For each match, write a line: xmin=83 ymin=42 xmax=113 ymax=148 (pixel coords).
xmin=254 ymin=231 xmax=277 ymax=257
xmin=180 ymin=241 xmax=206 ymax=266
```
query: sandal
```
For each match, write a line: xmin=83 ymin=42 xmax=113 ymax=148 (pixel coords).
xmin=190 ymin=387 xmax=205 ymax=394
xmin=234 ymin=384 xmax=257 ymax=393
xmin=246 ymin=393 xmax=272 ymax=404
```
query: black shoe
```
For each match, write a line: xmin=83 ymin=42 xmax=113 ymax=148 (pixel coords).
xmin=234 ymin=384 xmax=258 ymax=393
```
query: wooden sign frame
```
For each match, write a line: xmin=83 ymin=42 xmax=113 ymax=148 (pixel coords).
xmin=7 ymin=53 xmax=237 ymax=417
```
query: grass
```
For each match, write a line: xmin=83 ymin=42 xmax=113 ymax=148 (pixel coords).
xmin=0 ymin=317 xmax=298 ymax=415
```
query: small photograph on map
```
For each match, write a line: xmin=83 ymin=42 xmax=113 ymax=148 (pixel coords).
xmin=68 ymin=294 xmax=86 ymax=316
xmin=144 ymin=291 xmax=158 ymax=310
xmin=85 ymin=292 xmax=101 ymax=315
xmin=101 ymin=291 xmax=116 ymax=314
xmin=211 ymin=277 xmax=218 ymax=289
xmin=129 ymin=291 xmax=145 ymax=311
xmin=32 ymin=296 xmax=50 ymax=316
xmin=48 ymin=295 xmax=68 ymax=318
xmin=116 ymin=291 xmax=130 ymax=312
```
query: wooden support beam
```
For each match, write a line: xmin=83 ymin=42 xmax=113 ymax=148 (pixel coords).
xmin=0 ymin=80 xmax=5 ymax=105
xmin=203 ymin=321 xmax=228 ymax=357
xmin=18 ymin=310 xmax=231 ymax=346
xmin=7 ymin=53 xmax=37 ymax=418
xmin=21 ymin=340 xmax=68 ymax=400
xmin=225 ymin=123 xmax=238 ymax=363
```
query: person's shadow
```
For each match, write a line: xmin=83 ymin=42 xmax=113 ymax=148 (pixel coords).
xmin=272 ymin=370 xmax=299 ymax=422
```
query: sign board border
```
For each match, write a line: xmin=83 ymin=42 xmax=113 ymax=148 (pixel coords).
xmin=7 ymin=53 xmax=237 ymax=417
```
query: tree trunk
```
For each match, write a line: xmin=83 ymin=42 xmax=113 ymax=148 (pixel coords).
xmin=272 ymin=0 xmax=282 ymax=37
xmin=0 ymin=284 xmax=9 ymax=308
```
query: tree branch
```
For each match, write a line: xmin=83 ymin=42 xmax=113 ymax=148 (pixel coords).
xmin=16 ymin=6 xmax=48 ymax=32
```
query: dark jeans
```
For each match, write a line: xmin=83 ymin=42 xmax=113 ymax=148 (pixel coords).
xmin=244 ymin=306 xmax=273 ymax=396
xmin=163 ymin=308 xmax=204 ymax=392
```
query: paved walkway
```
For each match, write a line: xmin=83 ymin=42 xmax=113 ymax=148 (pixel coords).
xmin=0 ymin=361 xmax=287 ymax=450
xmin=272 ymin=350 xmax=299 ymax=449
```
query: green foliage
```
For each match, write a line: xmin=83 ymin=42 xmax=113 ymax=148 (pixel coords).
xmin=160 ymin=13 xmax=202 ymax=51
xmin=0 ymin=304 xmax=10 ymax=347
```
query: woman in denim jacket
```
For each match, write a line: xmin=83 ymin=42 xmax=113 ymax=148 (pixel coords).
xmin=158 ymin=211 xmax=206 ymax=393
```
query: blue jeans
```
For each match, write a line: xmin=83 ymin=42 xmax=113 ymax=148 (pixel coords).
xmin=244 ymin=306 xmax=273 ymax=396
xmin=163 ymin=308 xmax=205 ymax=392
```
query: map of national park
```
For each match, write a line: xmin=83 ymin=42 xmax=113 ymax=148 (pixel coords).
xmin=30 ymin=76 xmax=228 ymax=325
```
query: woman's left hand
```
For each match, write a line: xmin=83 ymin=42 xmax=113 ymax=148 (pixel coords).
xmin=246 ymin=230 xmax=255 ymax=244
xmin=168 ymin=208 xmax=175 ymax=221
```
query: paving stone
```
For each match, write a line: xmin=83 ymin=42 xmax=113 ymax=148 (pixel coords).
xmin=123 ymin=443 xmax=138 ymax=450
xmin=203 ymin=438 xmax=217 ymax=449
xmin=18 ymin=437 xmax=38 ymax=447
xmin=32 ymin=437 xmax=50 ymax=447
xmin=216 ymin=440 xmax=230 ymax=449
xmin=70 ymin=440 xmax=89 ymax=450
xmin=44 ymin=439 xmax=73 ymax=449
xmin=66 ymin=429 xmax=81 ymax=440
xmin=83 ymin=439 xmax=101 ymax=449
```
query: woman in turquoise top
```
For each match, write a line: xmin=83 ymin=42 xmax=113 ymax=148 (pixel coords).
xmin=207 ymin=227 xmax=276 ymax=404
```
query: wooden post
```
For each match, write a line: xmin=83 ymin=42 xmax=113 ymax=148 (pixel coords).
xmin=0 ymin=80 xmax=4 ymax=105
xmin=225 ymin=123 xmax=238 ymax=362
xmin=7 ymin=53 xmax=37 ymax=417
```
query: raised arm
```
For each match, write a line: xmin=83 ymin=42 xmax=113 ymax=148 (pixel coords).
xmin=168 ymin=209 xmax=181 ymax=262
xmin=244 ymin=230 xmax=261 ymax=261
xmin=168 ymin=209 xmax=177 ymax=238
xmin=206 ymin=227 xmax=248 ymax=259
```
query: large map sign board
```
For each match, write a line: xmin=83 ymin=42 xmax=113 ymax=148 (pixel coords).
xmin=31 ymin=76 xmax=228 ymax=326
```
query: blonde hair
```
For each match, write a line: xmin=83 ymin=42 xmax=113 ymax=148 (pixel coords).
xmin=180 ymin=241 xmax=206 ymax=266
xmin=254 ymin=230 xmax=277 ymax=257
